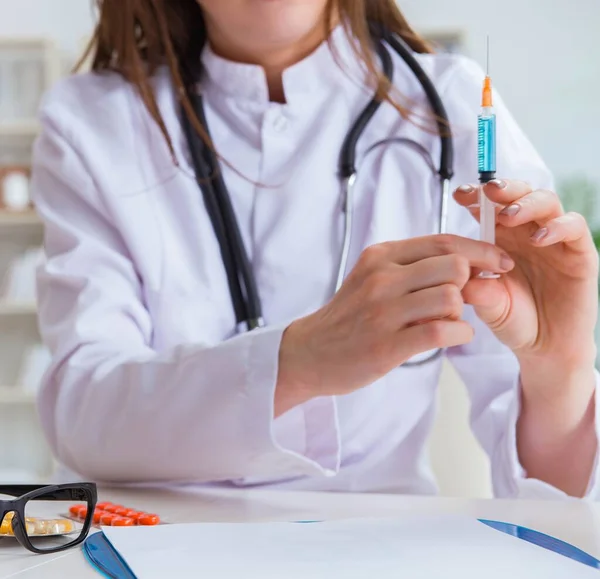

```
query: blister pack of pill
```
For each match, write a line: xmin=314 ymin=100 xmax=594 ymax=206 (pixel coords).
xmin=0 ymin=511 xmax=80 ymax=537
xmin=69 ymin=502 xmax=162 ymax=527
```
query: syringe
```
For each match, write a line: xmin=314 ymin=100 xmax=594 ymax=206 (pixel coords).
xmin=477 ymin=36 xmax=499 ymax=279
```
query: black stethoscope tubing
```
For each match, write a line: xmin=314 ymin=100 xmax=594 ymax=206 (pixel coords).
xmin=180 ymin=28 xmax=454 ymax=340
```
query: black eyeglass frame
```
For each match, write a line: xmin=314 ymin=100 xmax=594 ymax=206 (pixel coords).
xmin=0 ymin=482 xmax=97 ymax=554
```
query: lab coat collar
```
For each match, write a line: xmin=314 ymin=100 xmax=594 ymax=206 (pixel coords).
xmin=199 ymin=24 xmax=365 ymax=107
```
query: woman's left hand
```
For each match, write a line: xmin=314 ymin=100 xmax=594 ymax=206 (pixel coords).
xmin=453 ymin=179 xmax=599 ymax=380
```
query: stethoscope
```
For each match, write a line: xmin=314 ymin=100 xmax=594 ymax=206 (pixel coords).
xmin=181 ymin=27 xmax=454 ymax=366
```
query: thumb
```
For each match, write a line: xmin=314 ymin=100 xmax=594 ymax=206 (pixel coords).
xmin=462 ymin=277 xmax=510 ymax=327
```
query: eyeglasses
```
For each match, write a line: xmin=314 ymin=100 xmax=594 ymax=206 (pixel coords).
xmin=0 ymin=482 xmax=97 ymax=554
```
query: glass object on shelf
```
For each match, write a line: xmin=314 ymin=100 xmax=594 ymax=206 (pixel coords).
xmin=1 ymin=169 xmax=30 ymax=211
xmin=14 ymin=58 xmax=45 ymax=121
xmin=0 ymin=44 xmax=46 ymax=121
xmin=0 ymin=134 xmax=35 ymax=167
xmin=0 ymin=59 xmax=10 ymax=120
xmin=0 ymin=246 xmax=43 ymax=302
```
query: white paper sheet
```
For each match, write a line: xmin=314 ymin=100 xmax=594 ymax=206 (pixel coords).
xmin=102 ymin=515 xmax=599 ymax=579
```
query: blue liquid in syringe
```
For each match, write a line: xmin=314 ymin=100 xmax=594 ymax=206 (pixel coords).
xmin=478 ymin=114 xmax=496 ymax=174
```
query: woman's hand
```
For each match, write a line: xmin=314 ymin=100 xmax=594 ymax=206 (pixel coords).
xmin=452 ymin=179 xmax=599 ymax=497
xmin=453 ymin=179 xmax=599 ymax=377
xmin=276 ymin=235 xmax=514 ymax=415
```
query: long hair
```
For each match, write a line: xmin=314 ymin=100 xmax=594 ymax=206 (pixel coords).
xmin=78 ymin=0 xmax=434 ymax=161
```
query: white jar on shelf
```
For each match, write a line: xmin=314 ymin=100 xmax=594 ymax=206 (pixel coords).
xmin=1 ymin=170 xmax=30 ymax=211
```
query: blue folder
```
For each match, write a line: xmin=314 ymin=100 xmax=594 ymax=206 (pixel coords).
xmin=84 ymin=531 xmax=136 ymax=579
xmin=84 ymin=519 xmax=600 ymax=578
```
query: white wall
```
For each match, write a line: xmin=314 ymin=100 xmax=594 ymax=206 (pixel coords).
xmin=402 ymin=0 xmax=600 ymax=186
xmin=0 ymin=0 xmax=95 ymax=56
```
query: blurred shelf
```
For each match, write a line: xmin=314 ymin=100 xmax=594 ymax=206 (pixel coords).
xmin=0 ymin=301 xmax=37 ymax=316
xmin=0 ymin=210 xmax=41 ymax=226
xmin=0 ymin=36 xmax=60 ymax=485
xmin=0 ymin=388 xmax=36 ymax=404
xmin=0 ymin=120 xmax=39 ymax=137
xmin=0 ymin=37 xmax=55 ymax=48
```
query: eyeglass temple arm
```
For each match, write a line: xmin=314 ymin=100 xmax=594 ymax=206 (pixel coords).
xmin=0 ymin=485 xmax=92 ymax=501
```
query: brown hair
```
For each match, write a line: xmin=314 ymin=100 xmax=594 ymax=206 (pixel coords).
xmin=79 ymin=0 xmax=433 ymax=161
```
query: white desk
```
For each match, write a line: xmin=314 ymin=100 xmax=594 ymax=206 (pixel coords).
xmin=1 ymin=487 xmax=599 ymax=578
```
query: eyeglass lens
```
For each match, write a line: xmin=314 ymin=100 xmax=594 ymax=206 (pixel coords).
xmin=0 ymin=488 xmax=90 ymax=551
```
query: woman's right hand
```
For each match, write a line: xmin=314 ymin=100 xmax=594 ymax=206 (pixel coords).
xmin=275 ymin=234 xmax=515 ymax=415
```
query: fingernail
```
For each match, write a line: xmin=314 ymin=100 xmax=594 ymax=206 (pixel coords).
xmin=489 ymin=179 xmax=507 ymax=189
xmin=500 ymin=203 xmax=520 ymax=216
xmin=456 ymin=184 xmax=475 ymax=194
xmin=466 ymin=203 xmax=480 ymax=209
xmin=531 ymin=227 xmax=549 ymax=242
xmin=500 ymin=253 xmax=515 ymax=271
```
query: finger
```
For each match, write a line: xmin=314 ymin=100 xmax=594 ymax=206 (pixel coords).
xmin=483 ymin=179 xmax=533 ymax=205
xmin=453 ymin=179 xmax=533 ymax=207
xmin=462 ymin=277 xmax=509 ymax=325
xmin=530 ymin=212 xmax=595 ymax=253
xmin=401 ymin=254 xmax=471 ymax=293
xmin=371 ymin=234 xmax=514 ymax=271
xmin=396 ymin=284 xmax=464 ymax=328
xmin=497 ymin=189 xmax=563 ymax=227
xmin=398 ymin=320 xmax=474 ymax=361
xmin=359 ymin=256 xmax=476 ymax=314
xmin=453 ymin=183 xmax=480 ymax=207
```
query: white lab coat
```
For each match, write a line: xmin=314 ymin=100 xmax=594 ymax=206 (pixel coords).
xmin=31 ymin=27 xmax=600 ymax=498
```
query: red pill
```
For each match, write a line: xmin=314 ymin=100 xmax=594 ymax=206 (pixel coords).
xmin=77 ymin=506 xmax=88 ymax=519
xmin=112 ymin=517 xmax=135 ymax=527
xmin=96 ymin=502 xmax=112 ymax=510
xmin=103 ymin=504 xmax=122 ymax=513
xmin=138 ymin=514 xmax=160 ymax=526
xmin=100 ymin=513 xmax=117 ymax=525
xmin=114 ymin=507 xmax=133 ymax=516
xmin=69 ymin=505 xmax=83 ymax=516
xmin=93 ymin=510 xmax=106 ymax=524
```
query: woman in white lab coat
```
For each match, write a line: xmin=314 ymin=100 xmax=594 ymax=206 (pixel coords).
xmin=31 ymin=0 xmax=599 ymax=498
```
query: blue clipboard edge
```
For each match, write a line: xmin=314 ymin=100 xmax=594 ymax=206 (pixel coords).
xmin=84 ymin=531 xmax=137 ymax=579
xmin=82 ymin=518 xmax=600 ymax=578
xmin=479 ymin=519 xmax=600 ymax=570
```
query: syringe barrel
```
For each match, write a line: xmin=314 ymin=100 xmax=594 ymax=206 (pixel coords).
xmin=478 ymin=108 xmax=496 ymax=178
